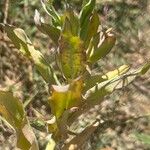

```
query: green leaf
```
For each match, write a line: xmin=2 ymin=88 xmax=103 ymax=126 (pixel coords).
xmin=93 ymin=32 xmax=100 ymax=49
xmin=64 ymin=9 xmax=79 ymax=36
xmin=89 ymin=31 xmax=116 ymax=63
xmin=62 ymin=17 xmax=72 ymax=35
xmin=79 ymin=0 xmax=96 ymax=42
xmin=79 ymin=0 xmax=96 ymax=27
xmin=85 ymin=62 xmax=150 ymax=104
xmin=86 ymin=11 xmax=100 ymax=43
xmin=34 ymin=10 xmax=60 ymax=45
xmin=86 ymin=32 xmax=100 ymax=59
xmin=41 ymin=0 xmax=61 ymax=27
xmin=1 ymin=24 xmax=56 ymax=84
xmin=59 ymin=33 xmax=85 ymax=79
xmin=0 ymin=91 xmax=38 ymax=150
xmin=140 ymin=61 xmax=150 ymax=75
xmin=81 ymin=11 xmax=100 ymax=48
xmin=83 ymin=64 xmax=130 ymax=92
xmin=49 ymin=78 xmax=83 ymax=119
xmin=134 ymin=132 xmax=150 ymax=145
xmin=79 ymin=15 xmax=89 ymax=40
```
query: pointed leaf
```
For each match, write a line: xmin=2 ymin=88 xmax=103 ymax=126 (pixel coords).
xmin=89 ymin=32 xmax=116 ymax=63
xmin=79 ymin=0 xmax=95 ymax=42
xmin=1 ymin=24 xmax=56 ymax=83
xmin=62 ymin=17 xmax=72 ymax=35
xmin=83 ymin=64 xmax=130 ymax=92
xmin=140 ymin=61 xmax=150 ymax=75
xmin=85 ymin=62 xmax=150 ymax=104
xmin=34 ymin=10 xmax=60 ymax=45
xmin=64 ymin=9 xmax=79 ymax=36
xmin=0 ymin=91 xmax=38 ymax=150
xmin=86 ymin=11 xmax=100 ymax=41
xmin=81 ymin=11 xmax=100 ymax=48
xmin=79 ymin=0 xmax=96 ymax=27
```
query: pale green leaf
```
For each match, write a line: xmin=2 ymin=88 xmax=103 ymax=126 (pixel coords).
xmin=83 ymin=64 xmax=130 ymax=92
xmin=1 ymin=24 xmax=56 ymax=84
xmin=85 ymin=62 xmax=150 ymax=104
xmin=0 ymin=91 xmax=38 ymax=150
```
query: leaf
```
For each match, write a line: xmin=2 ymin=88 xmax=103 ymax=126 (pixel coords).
xmin=81 ymin=11 xmax=100 ymax=48
xmin=140 ymin=61 xmax=150 ymax=75
xmin=79 ymin=15 xmax=89 ymax=41
xmin=64 ymin=9 xmax=79 ymax=36
xmin=0 ymin=91 xmax=38 ymax=150
xmin=49 ymin=85 xmax=69 ymax=119
xmin=134 ymin=132 xmax=150 ymax=145
xmin=79 ymin=0 xmax=96 ymax=27
xmin=86 ymin=32 xmax=100 ymax=59
xmin=79 ymin=0 xmax=96 ymax=43
xmin=102 ymin=65 xmax=130 ymax=80
xmin=49 ymin=78 xmax=83 ymax=119
xmin=89 ymin=31 xmax=116 ymax=63
xmin=83 ymin=64 xmax=130 ymax=92
xmin=85 ymin=62 xmax=150 ymax=104
xmin=41 ymin=0 xmax=61 ymax=27
xmin=1 ymin=24 xmax=56 ymax=84
xmin=93 ymin=32 xmax=100 ymax=49
xmin=86 ymin=11 xmax=100 ymax=43
xmin=62 ymin=17 xmax=72 ymax=35
xmin=34 ymin=10 xmax=60 ymax=45
xmin=59 ymin=33 xmax=86 ymax=79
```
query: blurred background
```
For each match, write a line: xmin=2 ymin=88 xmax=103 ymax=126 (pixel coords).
xmin=0 ymin=0 xmax=150 ymax=149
